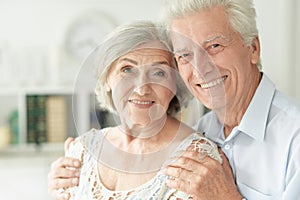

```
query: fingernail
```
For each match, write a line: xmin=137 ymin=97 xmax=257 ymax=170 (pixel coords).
xmin=72 ymin=178 xmax=78 ymax=184
xmin=74 ymin=161 xmax=80 ymax=167
xmin=75 ymin=171 xmax=80 ymax=177
xmin=63 ymin=193 xmax=69 ymax=199
xmin=198 ymin=152 xmax=208 ymax=159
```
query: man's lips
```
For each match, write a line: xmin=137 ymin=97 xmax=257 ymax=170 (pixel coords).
xmin=197 ymin=75 xmax=228 ymax=89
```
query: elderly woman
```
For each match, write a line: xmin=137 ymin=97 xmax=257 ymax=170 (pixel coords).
xmin=48 ymin=20 xmax=222 ymax=200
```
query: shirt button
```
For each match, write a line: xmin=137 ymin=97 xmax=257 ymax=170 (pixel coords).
xmin=224 ymin=144 xmax=231 ymax=150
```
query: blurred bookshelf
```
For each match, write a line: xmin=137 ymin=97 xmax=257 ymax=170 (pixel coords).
xmin=0 ymin=86 xmax=119 ymax=154
xmin=0 ymin=87 xmax=86 ymax=153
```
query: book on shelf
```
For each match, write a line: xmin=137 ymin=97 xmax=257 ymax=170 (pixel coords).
xmin=26 ymin=95 xmax=68 ymax=144
xmin=46 ymin=96 xmax=67 ymax=143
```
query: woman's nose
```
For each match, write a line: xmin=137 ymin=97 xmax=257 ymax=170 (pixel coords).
xmin=133 ymin=83 xmax=151 ymax=96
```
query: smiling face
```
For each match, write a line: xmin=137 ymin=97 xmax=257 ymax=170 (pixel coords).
xmin=171 ymin=7 xmax=261 ymax=113
xmin=106 ymin=47 xmax=177 ymax=129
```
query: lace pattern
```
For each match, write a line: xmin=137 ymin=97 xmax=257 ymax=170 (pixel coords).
xmin=66 ymin=128 xmax=221 ymax=200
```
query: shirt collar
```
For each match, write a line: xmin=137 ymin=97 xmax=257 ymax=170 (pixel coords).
xmin=238 ymin=73 xmax=275 ymax=141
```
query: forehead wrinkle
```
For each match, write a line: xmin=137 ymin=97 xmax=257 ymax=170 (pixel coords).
xmin=151 ymin=61 xmax=170 ymax=66
xmin=202 ymin=35 xmax=232 ymax=45
xmin=118 ymin=58 xmax=138 ymax=65
xmin=174 ymin=35 xmax=230 ymax=54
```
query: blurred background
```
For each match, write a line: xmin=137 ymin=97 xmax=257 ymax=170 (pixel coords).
xmin=0 ymin=0 xmax=299 ymax=199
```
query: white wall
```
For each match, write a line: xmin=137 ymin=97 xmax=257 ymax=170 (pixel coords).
xmin=0 ymin=0 xmax=164 ymax=47
xmin=0 ymin=0 xmax=164 ymax=87
xmin=0 ymin=0 xmax=299 ymax=101
xmin=0 ymin=1 xmax=164 ymax=200
xmin=296 ymin=0 xmax=300 ymax=101
xmin=254 ymin=0 xmax=299 ymax=101
xmin=0 ymin=1 xmax=299 ymax=199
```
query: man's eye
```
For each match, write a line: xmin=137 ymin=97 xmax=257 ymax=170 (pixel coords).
xmin=182 ymin=53 xmax=191 ymax=58
xmin=207 ymin=43 xmax=224 ymax=55
xmin=175 ymin=52 xmax=192 ymax=65
xmin=211 ymin=43 xmax=220 ymax=48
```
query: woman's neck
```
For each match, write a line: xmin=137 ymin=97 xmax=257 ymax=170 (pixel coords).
xmin=120 ymin=113 xmax=168 ymax=140
xmin=109 ymin=116 xmax=184 ymax=154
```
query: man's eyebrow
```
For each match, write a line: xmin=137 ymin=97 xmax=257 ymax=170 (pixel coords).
xmin=173 ymin=35 xmax=228 ymax=54
xmin=202 ymin=35 xmax=229 ymax=45
xmin=173 ymin=48 xmax=188 ymax=54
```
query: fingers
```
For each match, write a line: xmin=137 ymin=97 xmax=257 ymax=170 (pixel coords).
xmin=218 ymin=150 xmax=236 ymax=183
xmin=163 ymin=150 xmax=222 ymax=196
xmin=166 ymin=176 xmax=193 ymax=195
xmin=51 ymin=156 xmax=81 ymax=171
xmin=48 ymin=174 xmax=79 ymax=189
xmin=49 ymin=166 xmax=80 ymax=180
xmin=48 ymin=156 xmax=81 ymax=183
xmin=48 ymin=187 xmax=70 ymax=200
xmin=167 ymin=150 xmax=218 ymax=173
xmin=48 ymin=156 xmax=81 ymax=200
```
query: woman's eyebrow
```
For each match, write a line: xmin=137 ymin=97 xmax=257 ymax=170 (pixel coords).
xmin=119 ymin=58 xmax=138 ymax=65
xmin=152 ymin=61 xmax=170 ymax=66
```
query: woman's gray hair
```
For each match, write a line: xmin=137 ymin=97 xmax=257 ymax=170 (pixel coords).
xmin=162 ymin=0 xmax=262 ymax=70
xmin=94 ymin=20 xmax=191 ymax=117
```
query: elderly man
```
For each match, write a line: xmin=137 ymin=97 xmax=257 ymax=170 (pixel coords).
xmin=48 ymin=0 xmax=300 ymax=199
xmin=162 ymin=0 xmax=300 ymax=199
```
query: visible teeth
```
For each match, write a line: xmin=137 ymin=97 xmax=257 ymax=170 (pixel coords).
xmin=130 ymin=100 xmax=153 ymax=105
xmin=200 ymin=76 xmax=227 ymax=89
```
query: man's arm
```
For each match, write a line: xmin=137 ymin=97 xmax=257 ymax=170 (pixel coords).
xmin=47 ymin=138 xmax=81 ymax=200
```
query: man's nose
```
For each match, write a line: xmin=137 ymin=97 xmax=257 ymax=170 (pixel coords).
xmin=192 ymin=47 xmax=216 ymax=78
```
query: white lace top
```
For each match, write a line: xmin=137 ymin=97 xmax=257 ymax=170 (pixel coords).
xmin=66 ymin=128 xmax=221 ymax=200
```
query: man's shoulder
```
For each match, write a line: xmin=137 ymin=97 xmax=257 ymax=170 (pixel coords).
xmin=193 ymin=111 xmax=218 ymax=130
xmin=272 ymin=90 xmax=300 ymax=119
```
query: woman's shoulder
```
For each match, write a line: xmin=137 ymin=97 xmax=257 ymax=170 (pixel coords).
xmin=174 ymin=132 xmax=222 ymax=164
xmin=66 ymin=127 xmax=112 ymax=159
xmin=76 ymin=127 xmax=111 ymax=144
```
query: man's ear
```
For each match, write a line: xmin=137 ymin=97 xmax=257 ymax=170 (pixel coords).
xmin=250 ymin=36 xmax=260 ymax=65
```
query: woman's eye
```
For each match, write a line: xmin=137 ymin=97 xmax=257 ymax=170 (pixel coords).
xmin=121 ymin=66 xmax=133 ymax=73
xmin=153 ymin=70 xmax=166 ymax=77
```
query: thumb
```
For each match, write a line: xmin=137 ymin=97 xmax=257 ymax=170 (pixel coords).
xmin=64 ymin=137 xmax=75 ymax=155
xmin=218 ymin=149 xmax=234 ymax=180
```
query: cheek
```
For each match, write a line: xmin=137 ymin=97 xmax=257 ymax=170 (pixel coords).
xmin=163 ymin=91 xmax=176 ymax=108
xmin=177 ymin=65 xmax=190 ymax=82
xmin=110 ymin=78 xmax=135 ymax=108
xmin=155 ymin=87 xmax=175 ymax=105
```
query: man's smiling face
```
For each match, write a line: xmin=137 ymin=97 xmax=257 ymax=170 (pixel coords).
xmin=171 ymin=7 xmax=260 ymax=111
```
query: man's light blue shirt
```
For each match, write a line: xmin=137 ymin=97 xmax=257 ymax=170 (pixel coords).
xmin=194 ymin=74 xmax=300 ymax=200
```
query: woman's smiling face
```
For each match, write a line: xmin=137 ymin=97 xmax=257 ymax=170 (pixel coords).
xmin=106 ymin=47 xmax=177 ymax=127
